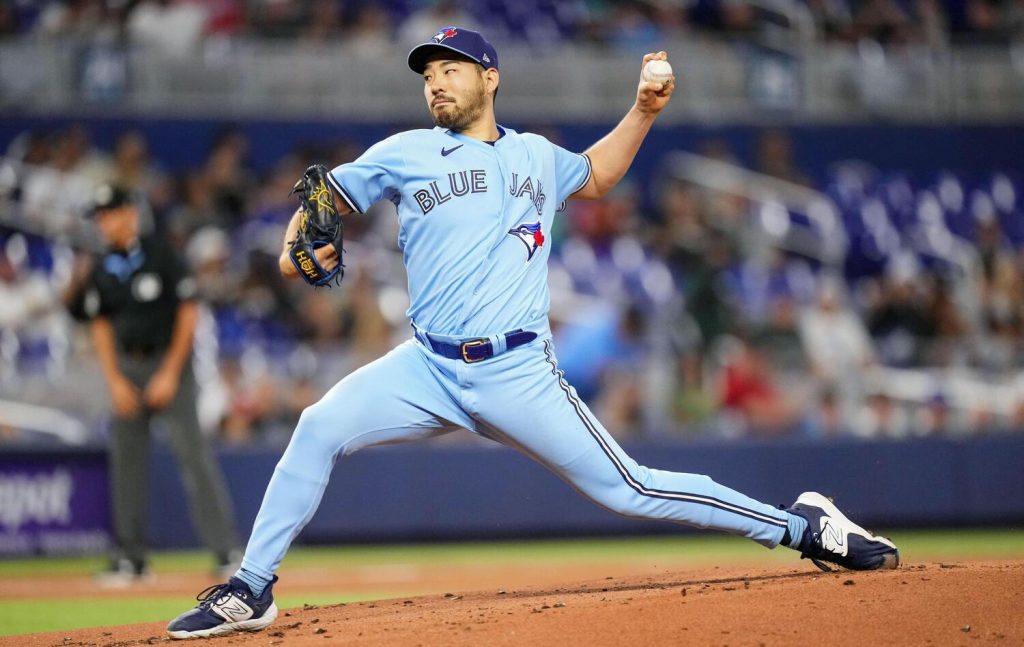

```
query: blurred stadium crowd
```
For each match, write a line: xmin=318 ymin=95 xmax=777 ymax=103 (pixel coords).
xmin=0 ymin=0 xmax=1022 ymax=447
xmin=0 ymin=0 xmax=1022 ymax=49
xmin=2 ymin=120 xmax=1023 ymax=447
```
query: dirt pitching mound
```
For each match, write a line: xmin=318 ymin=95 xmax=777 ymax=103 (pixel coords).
xmin=7 ymin=560 xmax=1022 ymax=646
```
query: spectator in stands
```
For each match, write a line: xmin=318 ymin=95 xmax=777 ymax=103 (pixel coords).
xmin=755 ymin=129 xmax=810 ymax=186
xmin=346 ymin=2 xmax=394 ymax=58
xmin=806 ymin=387 xmax=845 ymax=438
xmin=656 ymin=179 xmax=705 ymax=272
xmin=398 ymin=0 xmax=479 ymax=48
xmin=798 ymin=275 xmax=876 ymax=425
xmin=0 ymin=238 xmax=65 ymax=387
xmin=975 ymin=212 xmax=1012 ymax=274
xmin=852 ymin=0 xmax=911 ymax=44
xmin=671 ymin=348 xmax=718 ymax=433
xmin=203 ymin=0 xmax=246 ymax=38
xmin=0 ymin=237 xmax=52 ymax=327
xmin=5 ymin=129 xmax=51 ymax=167
xmin=300 ymin=0 xmax=344 ymax=42
xmin=60 ymin=123 xmax=113 ymax=187
xmin=674 ymin=227 xmax=738 ymax=352
xmin=1006 ymin=0 xmax=1024 ymax=41
xmin=978 ymin=253 xmax=1024 ymax=368
xmin=247 ymin=0 xmax=306 ymax=38
xmin=923 ymin=273 xmax=968 ymax=366
xmin=757 ymin=289 xmax=804 ymax=366
xmin=971 ymin=214 xmax=1022 ymax=368
xmin=35 ymin=0 xmax=107 ymax=38
xmin=910 ymin=0 xmax=949 ymax=47
xmin=913 ymin=391 xmax=961 ymax=436
xmin=722 ymin=247 xmax=809 ymax=362
xmin=333 ymin=266 xmax=396 ymax=369
xmin=166 ymin=170 xmax=231 ymax=250
xmin=716 ymin=335 xmax=806 ymax=438
xmin=106 ymin=130 xmax=172 ymax=234
xmin=551 ymin=301 xmax=646 ymax=422
xmin=65 ymin=184 xmax=241 ymax=583
xmin=1012 ymin=391 xmax=1024 ymax=431
xmin=0 ymin=1 xmax=16 ymax=37
xmin=201 ymin=127 xmax=254 ymax=227
xmin=18 ymin=127 xmax=95 ymax=236
xmin=185 ymin=225 xmax=237 ymax=307
xmin=805 ymin=0 xmax=854 ymax=41
xmin=865 ymin=270 xmax=935 ymax=367
xmin=217 ymin=355 xmax=278 ymax=444
xmin=961 ymin=0 xmax=1008 ymax=42
xmin=557 ymin=182 xmax=634 ymax=298
xmin=605 ymin=2 xmax=667 ymax=52
xmin=127 ymin=0 xmax=209 ymax=58
xmin=855 ymin=391 xmax=911 ymax=438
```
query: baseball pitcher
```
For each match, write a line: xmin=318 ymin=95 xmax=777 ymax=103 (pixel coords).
xmin=167 ymin=27 xmax=899 ymax=639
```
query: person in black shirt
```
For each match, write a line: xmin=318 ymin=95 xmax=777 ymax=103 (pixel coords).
xmin=68 ymin=184 xmax=241 ymax=584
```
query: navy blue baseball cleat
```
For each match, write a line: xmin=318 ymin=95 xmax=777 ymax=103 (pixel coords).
xmin=787 ymin=492 xmax=900 ymax=572
xmin=166 ymin=576 xmax=278 ymax=639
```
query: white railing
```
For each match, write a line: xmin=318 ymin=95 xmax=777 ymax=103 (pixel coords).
xmin=1 ymin=36 xmax=1023 ymax=122
xmin=0 ymin=399 xmax=92 ymax=446
xmin=666 ymin=152 xmax=849 ymax=265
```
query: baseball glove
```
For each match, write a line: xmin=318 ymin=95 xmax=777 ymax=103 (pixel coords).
xmin=288 ymin=164 xmax=345 ymax=287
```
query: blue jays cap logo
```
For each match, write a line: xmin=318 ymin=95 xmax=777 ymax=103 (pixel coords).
xmin=433 ymin=27 xmax=458 ymax=43
xmin=408 ymin=26 xmax=499 ymax=73
xmin=508 ymin=222 xmax=546 ymax=261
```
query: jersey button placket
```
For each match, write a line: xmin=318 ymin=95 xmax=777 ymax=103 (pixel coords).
xmin=458 ymin=141 xmax=506 ymax=330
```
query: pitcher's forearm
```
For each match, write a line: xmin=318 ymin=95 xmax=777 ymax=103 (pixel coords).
xmin=580 ymin=107 xmax=658 ymax=198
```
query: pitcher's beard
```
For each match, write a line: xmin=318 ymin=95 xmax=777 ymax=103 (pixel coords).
xmin=431 ymin=92 xmax=487 ymax=132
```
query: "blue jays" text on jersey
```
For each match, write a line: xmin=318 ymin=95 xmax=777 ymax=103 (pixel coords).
xmin=327 ymin=126 xmax=591 ymax=337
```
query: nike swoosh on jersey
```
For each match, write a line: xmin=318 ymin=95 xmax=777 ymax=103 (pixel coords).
xmin=441 ymin=145 xmax=464 ymax=157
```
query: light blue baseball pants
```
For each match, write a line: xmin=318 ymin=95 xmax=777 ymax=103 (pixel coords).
xmin=240 ymin=336 xmax=798 ymax=580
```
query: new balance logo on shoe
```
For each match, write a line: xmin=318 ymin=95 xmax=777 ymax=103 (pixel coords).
xmin=212 ymin=597 xmax=254 ymax=622
xmin=819 ymin=519 xmax=848 ymax=556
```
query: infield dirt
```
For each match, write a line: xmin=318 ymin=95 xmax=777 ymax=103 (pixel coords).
xmin=3 ymin=560 xmax=1021 ymax=646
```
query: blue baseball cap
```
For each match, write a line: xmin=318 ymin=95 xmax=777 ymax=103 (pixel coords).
xmin=407 ymin=26 xmax=499 ymax=74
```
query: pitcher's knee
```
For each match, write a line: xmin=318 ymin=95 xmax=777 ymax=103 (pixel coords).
xmin=585 ymin=483 xmax=651 ymax=519
xmin=288 ymin=402 xmax=359 ymax=460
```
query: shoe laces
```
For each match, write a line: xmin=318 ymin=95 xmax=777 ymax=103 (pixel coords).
xmin=802 ymin=530 xmax=837 ymax=573
xmin=195 ymin=582 xmax=246 ymax=609
xmin=781 ymin=499 xmax=843 ymax=573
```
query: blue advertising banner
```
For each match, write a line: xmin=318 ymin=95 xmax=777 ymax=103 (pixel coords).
xmin=0 ymin=454 xmax=110 ymax=556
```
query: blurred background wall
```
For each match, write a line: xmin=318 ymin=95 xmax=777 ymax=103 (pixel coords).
xmin=1 ymin=0 xmax=1022 ymax=553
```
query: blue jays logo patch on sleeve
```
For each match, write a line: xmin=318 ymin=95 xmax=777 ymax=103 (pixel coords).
xmin=507 ymin=222 xmax=545 ymax=261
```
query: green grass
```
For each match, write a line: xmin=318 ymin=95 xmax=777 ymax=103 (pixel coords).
xmin=0 ymin=593 xmax=382 ymax=638
xmin=1 ymin=529 xmax=1020 ymax=636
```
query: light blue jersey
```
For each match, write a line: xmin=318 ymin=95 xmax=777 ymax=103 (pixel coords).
xmin=328 ymin=126 xmax=590 ymax=336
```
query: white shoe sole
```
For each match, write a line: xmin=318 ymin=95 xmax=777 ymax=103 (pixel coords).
xmin=166 ymin=603 xmax=278 ymax=640
xmin=798 ymin=491 xmax=899 ymax=569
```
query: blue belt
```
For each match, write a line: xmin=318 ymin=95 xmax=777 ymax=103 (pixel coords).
xmin=419 ymin=329 xmax=538 ymax=363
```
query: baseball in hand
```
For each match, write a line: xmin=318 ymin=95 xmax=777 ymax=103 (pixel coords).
xmin=642 ymin=59 xmax=674 ymax=84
